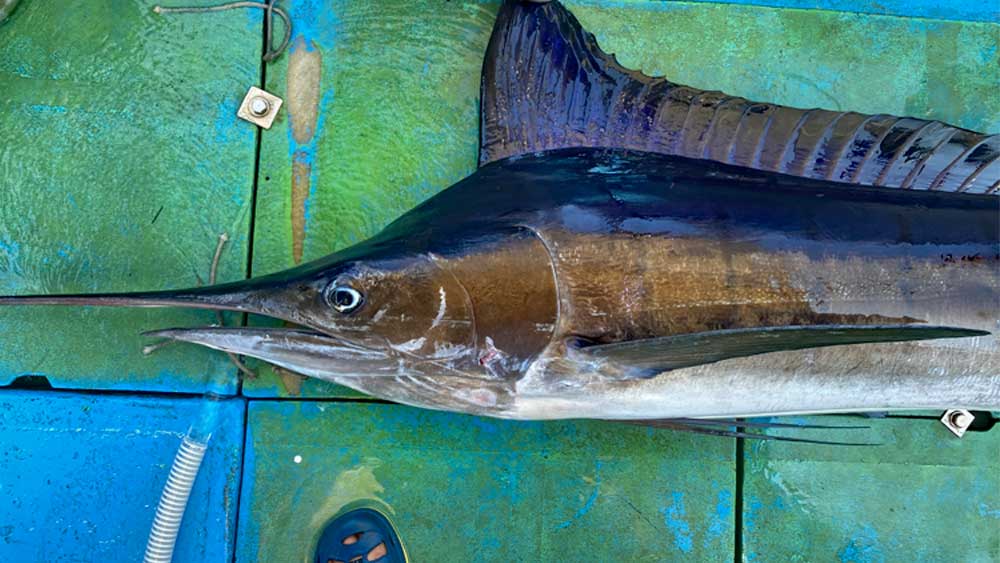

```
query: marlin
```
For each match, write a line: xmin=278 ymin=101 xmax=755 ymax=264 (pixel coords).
xmin=1 ymin=2 xmax=998 ymax=434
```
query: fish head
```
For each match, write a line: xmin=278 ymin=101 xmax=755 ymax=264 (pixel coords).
xmin=0 ymin=222 xmax=558 ymax=396
xmin=232 ymin=224 xmax=561 ymax=381
xmin=252 ymin=227 xmax=562 ymax=412
xmin=139 ymin=245 xmax=482 ymax=380
xmin=287 ymin=252 xmax=477 ymax=358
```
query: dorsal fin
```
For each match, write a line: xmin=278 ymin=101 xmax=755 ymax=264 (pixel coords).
xmin=479 ymin=1 xmax=1000 ymax=194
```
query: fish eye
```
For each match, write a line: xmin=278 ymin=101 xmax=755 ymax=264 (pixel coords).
xmin=326 ymin=285 xmax=364 ymax=314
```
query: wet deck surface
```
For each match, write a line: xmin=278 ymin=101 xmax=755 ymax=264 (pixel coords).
xmin=0 ymin=1 xmax=998 ymax=561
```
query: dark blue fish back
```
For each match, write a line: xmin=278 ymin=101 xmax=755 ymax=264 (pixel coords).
xmin=480 ymin=1 xmax=1000 ymax=195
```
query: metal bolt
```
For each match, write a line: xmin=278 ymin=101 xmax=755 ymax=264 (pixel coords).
xmin=238 ymin=86 xmax=283 ymax=129
xmin=951 ymin=411 xmax=973 ymax=428
xmin=940 ymin=408 xmax=975 ymax=438
xmin=249 ymin=96 xmax=271 ymax=117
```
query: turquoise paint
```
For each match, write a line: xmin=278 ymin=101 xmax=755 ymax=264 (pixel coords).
xmin=743 ymin=416 xmax=999 ymax=561
xmin=0 ymin=0 xmax=258 ymax=393
xmin=470 ymin=416 xmax=499 ymax=434
xmin=981 ymin=44 xmax=998 ymax=64
xmin=234 ymin=412 xmax=262 ymax=563
xmin=837 ymin=525 xmax=885 ymax=563
xmin=662 ymin=491 xmax=694 ymax=553
xmin=742 ymin=495 xmax=764 ymax=562
xmin=0 ymin=238 xmax=19 ymax=257
xmin=242 ymin=2 xmax=261 ymax=32
xmin=704 ymin=489 xmax=732 ymax=546
xmin=236 ymin=402 xmax=734 ymax=560
xmin=743 ymin=496 xmax=762 ymax=531
xmin=288 ymin=0 xmax=340 ymax=50
xmin=978 ymin=503 xmax=1000 ymax=519
xmin=213 ymin=96 xmax=246 ymax=145
xmin=0 ymin=391 xmax=245 ymax=561
xmin=555 ymin=460 xmax=603 ymax=529
xmin=28 ymin=103 xmax=66 ymax=114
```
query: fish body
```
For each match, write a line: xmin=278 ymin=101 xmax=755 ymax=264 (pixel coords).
xmin=5 ymin=149 xmax=995 ymax=420
xmin=307 ymin=149 xmax=1000 ymax=419
xmin=1 ymin=1 xmax=998 ymax=424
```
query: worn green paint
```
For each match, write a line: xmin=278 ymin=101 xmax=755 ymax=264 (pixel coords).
xmin=743 ymin=416 xmax=1000 ymax=562
xmin=0 ymin=0 xmax=261 ymax=393
xmin=247 ymin=0 xmax=1000 ymax=398
xmin=236 ymin=402 xmax=735 ymax=562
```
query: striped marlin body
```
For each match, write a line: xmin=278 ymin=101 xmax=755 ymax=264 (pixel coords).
xmin=2 ymin=149 xmax=996 ymax=421
xmin=0 ymin=2 xmax=997 ymax=426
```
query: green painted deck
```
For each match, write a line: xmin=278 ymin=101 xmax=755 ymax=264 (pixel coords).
xmin=0 ymin=1 xmax=997 ymax=561
xmin=237 ymin=403 xmax=735 ymax=561
xmin=0 ymin=0 xmax=260 ymax=394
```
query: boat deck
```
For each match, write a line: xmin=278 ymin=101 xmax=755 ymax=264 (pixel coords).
xmin=1 ymin=1 xmax=997 ymax=560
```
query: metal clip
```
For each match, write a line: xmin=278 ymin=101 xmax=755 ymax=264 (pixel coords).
xmin=940 ymin=409 xmax=975 ymax=438
xmin=238 ymin=86 xmax=283 ymax=129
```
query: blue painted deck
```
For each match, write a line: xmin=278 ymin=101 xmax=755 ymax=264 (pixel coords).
xmin=0 ymin=392 xmax=244 ymax=561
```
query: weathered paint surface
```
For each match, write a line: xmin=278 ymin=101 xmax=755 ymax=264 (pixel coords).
xmin=0 ymin=391 xmax=245 ymax=562
xmin=742 ymin=416 xmax=1000 ymax=562
xmin=0 ymin=0 xmax=261 ymax=393
xmin=235 ymin=401 xmax=735 ymax=562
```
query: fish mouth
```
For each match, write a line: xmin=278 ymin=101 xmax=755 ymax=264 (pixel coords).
xmin=144 ymin=326 xmax=403 ymax=380
xmin=0 ymin=271 xmax=398 ymax=379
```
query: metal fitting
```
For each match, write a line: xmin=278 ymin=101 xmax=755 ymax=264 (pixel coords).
xmin=238 ymin=86 xmax=283 ymax=129
xmin=940 ymin=409 xmax=975 ymax=438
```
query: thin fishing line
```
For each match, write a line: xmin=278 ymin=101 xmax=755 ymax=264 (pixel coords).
xmin=154 ymin=0 xmax=292 ymax=62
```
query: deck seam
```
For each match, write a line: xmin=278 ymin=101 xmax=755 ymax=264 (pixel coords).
xmin=230 ymin=7 xmax=271 ymax=560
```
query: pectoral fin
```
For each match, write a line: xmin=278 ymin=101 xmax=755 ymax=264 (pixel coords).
xmin=577 ymin=325 xmax=989 ymax=379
